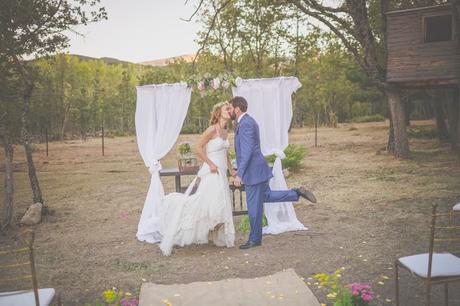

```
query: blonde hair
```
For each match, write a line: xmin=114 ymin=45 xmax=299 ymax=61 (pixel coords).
xmin=209 ymin=101 xmax=229 ymax=126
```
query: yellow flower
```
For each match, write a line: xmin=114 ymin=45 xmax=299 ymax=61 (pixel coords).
xmin=103 ymin=290 xmax=116 ymax=303
xmin=327 ymin=292 xmax=338 ymax=300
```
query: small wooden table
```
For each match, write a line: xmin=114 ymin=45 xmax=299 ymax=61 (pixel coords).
xmin=159 ymin=167 xmax=194 ymax=193
xmin=159 ymin=167 xmax=247 ymax=215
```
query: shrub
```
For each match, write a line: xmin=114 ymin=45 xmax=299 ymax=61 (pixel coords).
xmin=407 ymin=127 xmax=437 ymax=139
xmin=352 ymin=114 xmax=385 ymax=123
xmin=85 ymin=288 xmax=138 ymax=306
xmin=351 ymin=102 xmax=372 ymax=118
xmin=265 ymin=144 xmax=307 ymax=171
xmin=181 ymin=126 xmax=200 ymax=134
xmin=313 ymin=268 xmax=373 ymax=306
xmin=238 ymin=215 xmax=267 ymax=233
xmin=329 ymin=111 xmax=338 ymax=128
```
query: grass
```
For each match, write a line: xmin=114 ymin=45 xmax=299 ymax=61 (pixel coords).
xmin=352 ymin=114 xmax=385 ymax=123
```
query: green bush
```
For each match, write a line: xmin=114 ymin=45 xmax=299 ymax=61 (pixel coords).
xmin=351 ymin=102 xmax=372 ymax=118
xmin=352 ymin=114 xmax=385 ymax=123
xmin=265 ymin=144 xmax=307 ymax=171
xmin=238 ymin=215 xmax=267 ymax=233
xmin=407 ymin=127 xmax=437 ymax=139
xmin=181 ymin=126 xmax=200 ymax=134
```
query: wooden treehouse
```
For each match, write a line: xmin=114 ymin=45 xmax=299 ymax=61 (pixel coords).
xmin=386 ymin=3 xmax=460 ymax=88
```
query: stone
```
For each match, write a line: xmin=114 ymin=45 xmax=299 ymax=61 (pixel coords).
xmin=20 ymin=202 xmax=43 ymax=225
xmin=283 ymin=168 xmax=290 ymax=177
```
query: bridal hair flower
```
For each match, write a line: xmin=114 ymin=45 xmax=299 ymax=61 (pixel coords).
xmin=211 ymin=101 xmax=229 ymax=113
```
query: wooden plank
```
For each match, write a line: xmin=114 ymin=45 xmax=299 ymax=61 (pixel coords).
xmin=386 ymin=3 xmax=453 ymax=16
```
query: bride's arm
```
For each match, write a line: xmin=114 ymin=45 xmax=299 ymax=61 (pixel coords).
xmin=196 ymin=126 xmax=218 ymax=173
xmin=227 ymin=151 xmax=236 ymax=177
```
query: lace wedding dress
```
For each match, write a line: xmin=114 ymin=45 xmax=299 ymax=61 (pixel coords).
xmin=159 ymin=137 xmax=235 ymax=256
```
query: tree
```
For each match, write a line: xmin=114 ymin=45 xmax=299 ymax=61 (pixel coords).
xmin=0 ymin=0 xmax=106 ymax=212
xmin=275 ymin=0 xmax=411 ymax=157
xmin=0 ymin=62 xmax=20 ymax=230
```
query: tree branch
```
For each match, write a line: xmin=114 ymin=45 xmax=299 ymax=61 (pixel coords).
xmin=191 ymin=0 xmax=232 ymax=68
xmin=19 ymin=0 xmax=64 ymax=47
xmin=286 ymin=0 xmax=365 ymax=71
xmin=181 ymin=0 xmax=205 ymax=22
xmin=302 ymin=0 xmax=348 ymax=13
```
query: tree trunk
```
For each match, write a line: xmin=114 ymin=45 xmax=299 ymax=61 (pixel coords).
xmin=447 ymin=87 xmax=459 ymax=150
xmin=404 ymin=95 xmax=411 ymax=127
xmin=457 ymin=85 xmax=460 ymax=151
xmin=387 ymin=112 xmax=395 ymax=153
xmin=448 ymin=86 xmax=460 ymax=150
xmin=386 ymin=87 xmax=410 ymax=158
xmin=429 ymin=90 xmax=449 ymax=141
xmin=22 ymin=84 xmax=43 ymax=204
xmin=0 ymin=115 xmax=14 ymax=230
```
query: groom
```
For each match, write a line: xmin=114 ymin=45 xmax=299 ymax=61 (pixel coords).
xmin=229 ymin=96 xmax=317 ymax=250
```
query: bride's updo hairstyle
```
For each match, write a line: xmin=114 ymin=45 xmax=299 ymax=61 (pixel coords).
xmin=209 ymin=101 xmax=229 ymax=128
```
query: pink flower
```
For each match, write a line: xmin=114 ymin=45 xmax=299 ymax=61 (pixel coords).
xmin=362 ymin=293 xmax=373 ymax=302
xmin=222 ymin=80 xmax=230 ymax=89
xmin=211 ymin=78 xmax=220 ymax=89
xmin=197 ymin=81 xmax=205 ymax=91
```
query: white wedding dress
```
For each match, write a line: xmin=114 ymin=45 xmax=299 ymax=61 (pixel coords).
xmin=159 ymin=137 xmax=235 ymax=256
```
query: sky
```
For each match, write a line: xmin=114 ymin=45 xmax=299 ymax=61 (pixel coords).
xmin=66 ymin=1 xmax=202 ymax=63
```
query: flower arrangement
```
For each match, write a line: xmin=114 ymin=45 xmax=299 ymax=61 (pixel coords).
xmin=313 ymin=268 xmax=373 ymax=306
xmin=86 ymin=288 xmax=138 ymax=306
xmin=187 ymin=72 xmax=238 ymax=96
xmin=177 ymin=141 xmax=199 ymax=173
xmin=178 ymin=141 xmax=192 ymax=157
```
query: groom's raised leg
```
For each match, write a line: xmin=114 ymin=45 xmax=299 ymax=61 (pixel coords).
xmin=262 ymin=182 xmax=317 ymax=204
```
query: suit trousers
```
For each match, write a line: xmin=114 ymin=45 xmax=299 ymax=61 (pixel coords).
xmin=244 ymin=180 xmax=299 ymax=243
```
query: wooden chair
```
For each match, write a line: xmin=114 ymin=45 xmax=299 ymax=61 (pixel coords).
xmin=0 ymin=230 xmax=60 ymax=306
xmin=395 ymin=204 xmax=460 ymax=306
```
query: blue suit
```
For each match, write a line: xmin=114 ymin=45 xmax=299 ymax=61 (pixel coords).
xmin=235 ymin=114 xmax=299 ymax=243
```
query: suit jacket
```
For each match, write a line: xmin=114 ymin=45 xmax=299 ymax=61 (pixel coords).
xmin=235 ymin=114 xmax=273 ymax=186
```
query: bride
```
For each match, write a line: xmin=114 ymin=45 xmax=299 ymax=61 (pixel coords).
xmin=159 ymin=101 xmax=236 ymax=256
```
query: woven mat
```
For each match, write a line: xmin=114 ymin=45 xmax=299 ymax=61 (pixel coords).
xmin=139 ymin=268 xmax=321 ymax=306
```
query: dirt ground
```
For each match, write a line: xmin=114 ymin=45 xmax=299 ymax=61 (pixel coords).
xmin=1 ymin=120 xmax=460 ymax=305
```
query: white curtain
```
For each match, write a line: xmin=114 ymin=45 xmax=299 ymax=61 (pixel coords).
xmin=232 ymin=77 xmax=307 ymax=234
xmin=135 ymin=83 xmax=191 ymax=243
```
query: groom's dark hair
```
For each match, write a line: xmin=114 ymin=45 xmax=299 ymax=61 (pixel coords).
xmin=230 ymin=96 xmax=248 ymax=112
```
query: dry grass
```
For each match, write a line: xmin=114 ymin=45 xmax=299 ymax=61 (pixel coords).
xmin=1 ymin=120 xmax=459 ymax=305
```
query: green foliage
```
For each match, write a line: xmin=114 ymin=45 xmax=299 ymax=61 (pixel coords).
xmin=265 ymin=144 xmax=307 ymax=171
xmin=1 ymin=0 xmax=407 ymax=142
xmin=407 ymin=127 xmax=438 ymax=139
xmin=178 ymin=142 xmax=192 ymax=156
xmin=181 ymin=126 xmax=201 ymax=134
xmin=238 ymin=215 xmax=267 ymax=233
xmin=313 ymin=268 xmax=373 ymax=306
xmin=352 ymin=115 xmax=385 ymax=123
xmin=85 ymin=288 xmax=138 ymax=306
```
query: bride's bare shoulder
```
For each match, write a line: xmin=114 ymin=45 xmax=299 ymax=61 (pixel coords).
xmin=202 ymin=125 xmax=217 ymax=138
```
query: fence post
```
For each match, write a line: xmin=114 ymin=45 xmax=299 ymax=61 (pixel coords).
xmin=102 ymin=124 xmax=105 ymax=156
xmin=45 ymin=128 xmax=48 ymax=157
xmin=315 ymin=112 xmax=318 ymax=147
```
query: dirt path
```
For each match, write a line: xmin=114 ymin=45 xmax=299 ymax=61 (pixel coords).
xmin=1 ymin=120 xmax=459 ymax=305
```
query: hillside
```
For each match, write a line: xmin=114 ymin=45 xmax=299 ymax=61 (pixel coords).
xmin=140 ymin=53 xmax=195 ymax=66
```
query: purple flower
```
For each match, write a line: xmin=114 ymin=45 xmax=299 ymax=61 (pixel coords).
xmin=121 ymin=298 xmax=139 ymax=306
